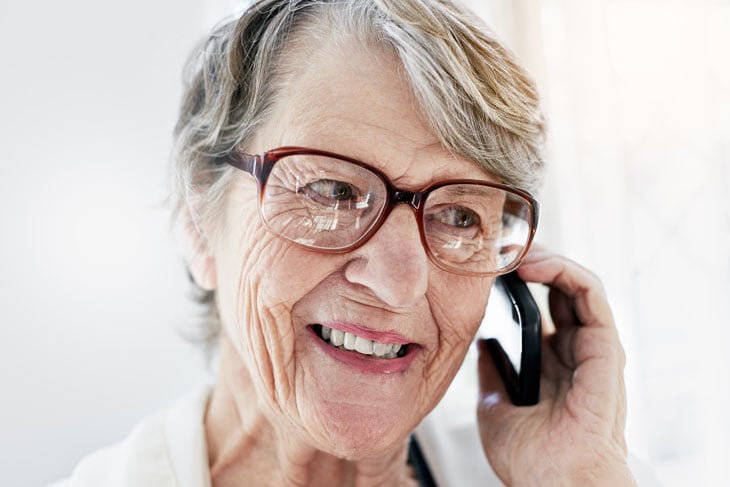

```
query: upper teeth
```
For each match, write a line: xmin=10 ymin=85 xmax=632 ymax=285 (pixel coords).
xmin=321 ymin=325 xmax=403 ymax=359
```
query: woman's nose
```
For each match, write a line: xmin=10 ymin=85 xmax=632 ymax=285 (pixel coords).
xmin=344 ymin=205 xmax=429 ymax=309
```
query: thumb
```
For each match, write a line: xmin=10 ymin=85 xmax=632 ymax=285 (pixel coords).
xmin=477 ymin=338 xmax=513 ymax=411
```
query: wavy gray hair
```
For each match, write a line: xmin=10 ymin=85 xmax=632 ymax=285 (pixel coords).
xmin=172 ymin=0 xmax=546 ymax=347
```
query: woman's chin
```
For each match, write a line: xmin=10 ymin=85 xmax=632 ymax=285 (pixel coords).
xmin=307 ymin=403 xmax=415 ymax=459
xmin=292 ymin=334 xmax=431 ymax=458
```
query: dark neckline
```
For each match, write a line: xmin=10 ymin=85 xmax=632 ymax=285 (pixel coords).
xmin=408 ymin=435 xmax=438 ymax=487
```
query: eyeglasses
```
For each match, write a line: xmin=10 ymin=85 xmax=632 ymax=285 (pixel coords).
xmin=223 ymin=147 xmax=539 ymax=277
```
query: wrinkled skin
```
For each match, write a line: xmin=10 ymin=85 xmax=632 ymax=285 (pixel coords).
xmin=188 ymin=38 xmax=634 ymax=486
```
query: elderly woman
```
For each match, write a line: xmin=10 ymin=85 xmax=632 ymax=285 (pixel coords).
xmin=55 ymin=0 xmax=644 ymax=485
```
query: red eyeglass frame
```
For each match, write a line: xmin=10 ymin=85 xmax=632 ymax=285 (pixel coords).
xmin=222 ymin=146 xmax=540 ymax=277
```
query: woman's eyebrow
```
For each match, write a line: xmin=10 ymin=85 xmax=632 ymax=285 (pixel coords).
xmin=438 ymin=185 xmax=505 ymax=198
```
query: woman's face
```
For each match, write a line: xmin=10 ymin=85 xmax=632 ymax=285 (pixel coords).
xmin=208 ymin=40 xmax=495 ymax=458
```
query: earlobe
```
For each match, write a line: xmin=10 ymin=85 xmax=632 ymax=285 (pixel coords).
xmin=182 ymin=207 xmax=217 ymax=291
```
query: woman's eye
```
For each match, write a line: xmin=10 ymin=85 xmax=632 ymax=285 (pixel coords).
xmin=301 ymin=179 xmax=359 ymax=204
xmin=432 ymin=206 xmax=480 ymax=228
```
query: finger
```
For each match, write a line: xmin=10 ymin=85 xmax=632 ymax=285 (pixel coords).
xmin=519 ymin=248 xmax=625 ymax=424
xmin=519 ymin=250 xmax=614 ymax=331
xmin=520 ymin=249 xmax=623 ymax=369
xmin=548 ymin=324 xmax=580 ymax=371
xmin=568 ymin=335 xmax=624 ymax=429
xmin=540 ymin=334 xmax=573 ymax=391
xmin=548 ymin=286 xmax=580 ymax=328
xmin=610 ymin=368 xmax=628 ymax=453
xmin=545 ymin=285 xmax=582 ymax=369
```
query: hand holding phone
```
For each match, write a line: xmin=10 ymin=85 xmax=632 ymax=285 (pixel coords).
xmin=476 ymin=250 xmax=634 ymax=485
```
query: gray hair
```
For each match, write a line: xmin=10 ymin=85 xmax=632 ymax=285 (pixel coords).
xmin=172 ymin=0 xmax=546 ymax=347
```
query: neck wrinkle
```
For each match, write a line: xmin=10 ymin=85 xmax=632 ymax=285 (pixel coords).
xmin=277 ymin=436 xmax=413 ymax=487
xmin=204 ymin=347 xmax=259 ymax=478
xmin=351 ymin=444 xmax=416 ymax=487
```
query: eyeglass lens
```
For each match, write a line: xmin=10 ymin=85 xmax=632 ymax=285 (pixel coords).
xmin=260 ymin=153 xmax=533 ymax=275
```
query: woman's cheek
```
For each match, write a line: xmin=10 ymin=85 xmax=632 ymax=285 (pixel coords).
xmin=214 ymin=234 xmax=298 ymax=411
xmin=214 ymin=223 xmax=270 ymax=342
xmin=222 ymin=233 xmax=337 ymax=409
xmin=423 ymin=275 xmax=492 ymax=389
xmin=430 ymin=273 xmax=491 ymax=340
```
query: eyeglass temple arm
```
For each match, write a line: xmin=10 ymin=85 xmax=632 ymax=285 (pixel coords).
xmin=222 ymin=152 xmax=261 ymax=179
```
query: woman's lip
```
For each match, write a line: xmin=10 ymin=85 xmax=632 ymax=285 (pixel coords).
xmin=318 ymin=321 xmax=413 ymax=345
xmin=307 ymin=327 xmax=420 ymax=374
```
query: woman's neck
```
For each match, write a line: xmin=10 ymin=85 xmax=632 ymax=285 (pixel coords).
xmin=204 ymin=336 xmax=417 ymax=487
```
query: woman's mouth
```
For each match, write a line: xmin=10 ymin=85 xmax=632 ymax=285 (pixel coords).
xmin=312 ymin=324 xmax=409 ymax=359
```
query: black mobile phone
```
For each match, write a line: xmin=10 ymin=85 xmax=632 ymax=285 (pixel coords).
xmin=480 ymin=271 xmax=541 ymax=406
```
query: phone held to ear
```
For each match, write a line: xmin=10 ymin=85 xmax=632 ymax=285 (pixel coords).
xmin=479 ymin=271 xmax=541 ymax=406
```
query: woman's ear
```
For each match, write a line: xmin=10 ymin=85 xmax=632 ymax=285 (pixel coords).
xmin=182 ymin=206 xmax=217 ymax=291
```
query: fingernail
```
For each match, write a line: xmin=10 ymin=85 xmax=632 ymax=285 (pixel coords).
xmin=523 ymin=250 xmax=551 ymax=261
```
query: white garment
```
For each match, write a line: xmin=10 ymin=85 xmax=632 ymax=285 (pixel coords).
xmin=49 ymin=386 xmax=212 ymax=487
xmin=50 ymin=379 xmax=660 ymax=486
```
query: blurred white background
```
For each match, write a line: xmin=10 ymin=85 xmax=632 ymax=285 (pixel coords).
xmin=0 ymin=1 xmax=219 ymax=484
xmin=1 ymin=0 xmax=728 ymax=486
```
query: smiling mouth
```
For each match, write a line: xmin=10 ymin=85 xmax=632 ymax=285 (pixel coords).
xmin=312 ymin=324 xmax=410 ymax=359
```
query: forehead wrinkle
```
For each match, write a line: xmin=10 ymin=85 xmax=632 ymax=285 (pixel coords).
xmin=275 ymin=107 xmax=437 ymax=162
xmin=279 ymin=47 xmax=433 ymax=139
xmin=276 ymin=112 xmax=493 ymax=190
xmin=271 ymin=105 xmax=497 ymax=187
xmin=284 ymin=77 xmax=434 ymax=143
xmin=311 ymin=115 xmax=437 ymax=157
xmin=257 ymin=36 xmax=497 ymax=188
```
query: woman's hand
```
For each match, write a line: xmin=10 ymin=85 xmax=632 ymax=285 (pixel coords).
xmin=477 ymin=247 xmax=637 ymax=486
